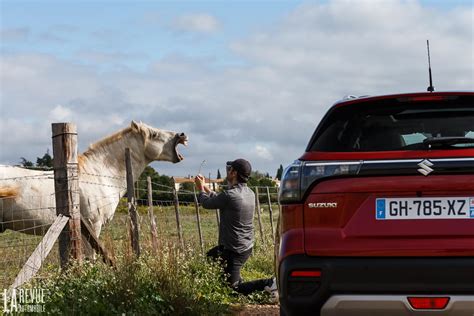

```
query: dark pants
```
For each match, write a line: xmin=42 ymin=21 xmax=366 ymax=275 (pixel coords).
xmin=207 ymin=245 xmax=273 ymax=295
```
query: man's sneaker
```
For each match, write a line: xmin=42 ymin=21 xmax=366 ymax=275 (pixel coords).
xmin=264 ymin=277 xmax=279 ymax=303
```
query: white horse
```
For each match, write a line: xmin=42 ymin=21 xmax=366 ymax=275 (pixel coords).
xmin=0 ymin=121 xmax=188 ymax=243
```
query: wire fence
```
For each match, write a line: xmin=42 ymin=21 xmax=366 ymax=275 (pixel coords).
xmin=0 ymin=168 xmax=280 ymax=290
xmin=133 ymin=179 xmax=280 ymax=249
xmin=0 ymin=169 xmax=57 ymax=290
xmin=1 ymin=122 xmax=281 ymax=295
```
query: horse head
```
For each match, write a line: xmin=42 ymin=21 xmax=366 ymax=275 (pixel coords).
xmin=131 ymin=120 xmax=188 ymax=163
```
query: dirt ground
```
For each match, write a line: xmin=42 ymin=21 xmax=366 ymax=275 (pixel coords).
xmin=232 ymin=304 xmax=279 ymax=316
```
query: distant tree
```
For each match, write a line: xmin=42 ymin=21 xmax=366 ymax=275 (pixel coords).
xmin=250 ymin=170 xmax=266 ymax=179
xmin=276 ymin=164 xmax=284 ymax=180
xmin=136 ymin=166 xmax=175 ymax=203
xmin=20 ymin=157 xmax=34 ymax=167
xmin=179 ymin=182 xmax=196 ymax=202
xmin=248 ymin=170 xmax=276 ymax=188
xmin=136 ymin=166 xmax=158 ymax=202
xmin=137 ymin=166 xmax=158 ymax=186
xmin=247 ymin=173 xmax=261 ymax=187
xmin=36 ymin=149 xmax=53 ymax=167
xmin=181 ymin=182 xmax=195 ymax=192
xmin=258 ymin=177 xmax=275 ymax=187
xmin=19 ymin=149 xmax=52 ymax=168
xmin=217 ymin=169 xmax=222 ymax=179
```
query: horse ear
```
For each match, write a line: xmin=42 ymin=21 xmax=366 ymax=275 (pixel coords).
xmin=131 ymin=120 xmax=140 ymax=132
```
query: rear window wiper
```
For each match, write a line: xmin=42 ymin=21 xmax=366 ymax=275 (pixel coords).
xmin=423 ymin=137 xmax=474 ymax=148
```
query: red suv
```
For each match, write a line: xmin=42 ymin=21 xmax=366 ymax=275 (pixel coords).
xmin=277 ymin=92 xmax=474 ymax=316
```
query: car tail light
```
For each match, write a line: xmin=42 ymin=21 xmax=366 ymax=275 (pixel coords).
xmin=279 ymin=160 xmax=361 ymax=203
xmin=279 ymin=161 xmax=302 ymax=202
xmin=407 ymin=297 xmax=450 ymax=310
xmin=290 ymin=270 xmax=322 ymax=277
xmin=288 ymin=269 xmax=322 ymax=297
xmin=397 ymin=95 xmax=458 ymax=102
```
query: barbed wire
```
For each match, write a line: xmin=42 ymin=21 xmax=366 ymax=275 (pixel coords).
xmin=78 ymin=180 xmax=126 ymax=190
xmin=80 ymin=172 xmax=126 ymax=181
xmin=149 ymin=181 xmax=176 ymax=190
xmin=0 ymin=171 xmax=127 ymax=183
xmin=21 ymin=166 xmax=54 ymax=171
xmin=0 ymin=174 xmax=54 ymax=181
xmin=0 ymin=165 xmax=53 ymax=170
xmin=2 ymin=222 xmax=53 ymax=234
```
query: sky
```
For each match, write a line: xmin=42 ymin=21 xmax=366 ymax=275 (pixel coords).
xmin=1 ymin=0 xmax=473 ymax=178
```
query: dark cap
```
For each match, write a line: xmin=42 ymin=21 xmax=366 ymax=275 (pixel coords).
xmin=227 ymin=158 xmax=252 ymax=183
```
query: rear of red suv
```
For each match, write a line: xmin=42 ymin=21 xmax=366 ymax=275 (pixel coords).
xmin=277 ymin=92 xmax=474 ymax=315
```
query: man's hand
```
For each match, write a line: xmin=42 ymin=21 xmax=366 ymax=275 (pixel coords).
xmin=194 ymin=174 xmax=206 ymax=191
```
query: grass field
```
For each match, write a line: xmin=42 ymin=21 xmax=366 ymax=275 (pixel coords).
xmin=1 ymin=198 xmax=279 ymax=315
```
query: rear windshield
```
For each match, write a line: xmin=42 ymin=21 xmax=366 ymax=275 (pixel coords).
xmin=309 ymin=95 xmax=474 ymax=152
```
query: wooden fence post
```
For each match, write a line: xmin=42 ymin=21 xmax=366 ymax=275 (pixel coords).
xmin=211 ymin=180 xmax=220 ymax=232
xmin=266 ymin=186 xmax=275 ymax=242
xmin=215 ymin=209 xmax=220 ymax=227
xmin=147 ymin=176 xmax=158 ymax=254
xmin=193 ymin=186 xmax=204 ymax=254
xmin=125 ymin=148 xmax=140 ymax=257
xmin=52 ymin=122 xmax=82 ymax=267
xmin=255 ymin=187 xmax=265 ymax=244
xmin=172 ymin=186 xmax=184 ymax=249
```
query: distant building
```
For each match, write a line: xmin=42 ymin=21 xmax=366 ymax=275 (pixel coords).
xmin=272 ymin=178 xmax=281 ymax=188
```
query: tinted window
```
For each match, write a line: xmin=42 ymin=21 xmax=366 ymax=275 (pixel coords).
xmin=310 ymin=96 xmax=474 ymax=152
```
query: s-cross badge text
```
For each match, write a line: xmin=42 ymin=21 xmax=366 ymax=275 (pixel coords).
xmin=417 ymin=159 xmax=434 ymax=176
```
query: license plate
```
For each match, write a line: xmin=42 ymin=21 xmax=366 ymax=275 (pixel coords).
xmin=376 ymin=197 xmax=474 ymax=220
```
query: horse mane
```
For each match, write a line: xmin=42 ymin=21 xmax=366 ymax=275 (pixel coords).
xmin=81 ymin=126 xmax=134 ymax=158
xmin=78 ymin=122 xmax=154 ymax=169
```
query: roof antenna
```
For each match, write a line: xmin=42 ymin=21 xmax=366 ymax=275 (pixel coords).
xmin=426 ymin=40 xmax=435 ymax=92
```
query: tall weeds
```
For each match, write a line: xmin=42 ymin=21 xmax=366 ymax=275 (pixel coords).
xmin=32 ymin=205 xmax=277 ymax=314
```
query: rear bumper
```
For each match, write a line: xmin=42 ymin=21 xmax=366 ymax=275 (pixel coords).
xmin=279 ymin=255 xmax=474 ymax=316
xmin=321 ymin=295 xmax=474 ymax=316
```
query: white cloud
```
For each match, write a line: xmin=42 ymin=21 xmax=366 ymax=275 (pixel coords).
xmin=170 ymin=13 xmax=220 ymax=33
xmin=49 ymin=105 xmax=73 ymax=121
xmin=0 ymin=27 xmax=30 ymax=41
xmin=75 ymin=50 xmax=148 ymax=64
xmin=231 ymin=1 xmax=473 ymax=94
xmin=255 ymin=145 xmax=273 ymax=161
xmin=1 ymin=1 xmax=472 ymax=176
xmin=39 ymin=32 xmax=66 ymax=43
xmin=0 ymin=118 xmax=50 ymax=164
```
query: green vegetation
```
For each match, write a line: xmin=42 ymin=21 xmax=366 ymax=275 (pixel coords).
xmin=37 ymin=249 xmax=232 ymax=315
xmin=276 ymin=164 xmax=284 ymax=181
xmin=20 ymin=150 xmax=53 ymax=168
xmin=27 ymin=200 xmax=279 ymax=315
xmin=5 ymin=158 xmax=279 ymax=314
xmin=136 ymin=166 xmax=176 ymax=202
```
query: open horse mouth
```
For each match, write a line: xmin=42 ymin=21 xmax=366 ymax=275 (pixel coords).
xmin=175 ymin=133 xmax=188 ymax=161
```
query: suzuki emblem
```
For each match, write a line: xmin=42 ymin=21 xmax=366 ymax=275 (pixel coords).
xmin=417 ymin=159 xmax=434 ymax=176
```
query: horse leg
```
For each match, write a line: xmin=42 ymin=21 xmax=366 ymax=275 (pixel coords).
xmin=81 ymin=219 xmax=103 ymax=260
xmin=81 ymin=218 xmax=96 ymax=260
